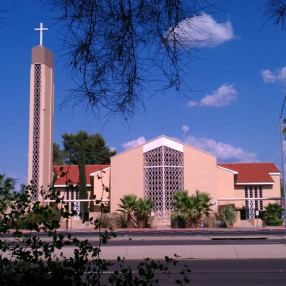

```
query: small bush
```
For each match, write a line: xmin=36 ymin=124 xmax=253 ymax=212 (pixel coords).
xmin=266 ymin=219 xmax=284 ymax=226
xmin=96 ymin=212 xmax=126 ymax=229
xmin=215 ymin=205 xmax=237 ymax=228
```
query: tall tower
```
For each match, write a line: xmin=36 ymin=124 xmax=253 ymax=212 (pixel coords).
xmin=28 ymin=23 xmax=54 ymax=202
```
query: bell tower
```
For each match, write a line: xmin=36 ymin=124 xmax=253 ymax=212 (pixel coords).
xmin=28 ymin=23 xmax=54 ymax=201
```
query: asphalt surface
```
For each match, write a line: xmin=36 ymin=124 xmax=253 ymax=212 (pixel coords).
xmin=101 ymin=259 xmax=286 ymax=286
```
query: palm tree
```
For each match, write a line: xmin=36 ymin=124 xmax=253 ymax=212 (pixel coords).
xmin=0 ymin=174 xmax=15 ymax=212
xmin=191 ymin=190 xmax=212 ymax=227
xmin=172 ymin=190 xmax=212 ymax=228
xmin=172 ymin=190 xmax=193 ymax=227
xmin=117 ymin=194 xmax=137 ymax=228
xmin=0 ymin=174 xmax=15 ymax=193
xmin=134 ymin=198 xmax=153 ymax=228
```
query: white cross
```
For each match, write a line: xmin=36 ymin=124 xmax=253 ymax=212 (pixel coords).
xmin=34 ymin=23 xmax=48 ymax=46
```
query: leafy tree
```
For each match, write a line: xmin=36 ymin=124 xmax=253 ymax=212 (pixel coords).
xmin=117 ymin=194 xmax=137 ymax=228
xmin=78 ymin=135 xmax=89 ymax=221
xmin=53 ymin=142 xmax=68 ymax=165
xmin=54 ymin=130 xmax=116 ymax=165
xmin=47 ymin=0 xmax=214 ymax=117
xmin=264 ymin=0 xmax=286 ymax=29
xmin=0 ymin=174 xmax=15 ymax=212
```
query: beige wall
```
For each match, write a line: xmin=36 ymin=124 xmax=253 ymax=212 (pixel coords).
xmin=91 ymin=168 xmax=110 ymax=201
xmin=183 ymin=145 xmax=218 ymax=207
xmin=269 ymin=174 xmax=281 ymax=198
xmin=217 ymin=167 xmax=236 ymax=199
xmin=110 ymin=147 xmax=144 ymax=212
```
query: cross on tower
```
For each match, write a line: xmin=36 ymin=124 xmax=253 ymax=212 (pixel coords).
xmin=35 ymin=23 xmax=48 ymax=46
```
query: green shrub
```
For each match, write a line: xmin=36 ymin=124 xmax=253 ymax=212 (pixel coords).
xmin=99 ymin=212 xmax=126 ymax=229
xmin=264 ymin=203 xmax=284 ymax=221
xmin=266 ymin=219 xmax=284 ymax=226
xmin=215 ymin=205 xmax=237 ymax=228
xmin=221 ymin=205 xmax=237 ymax=228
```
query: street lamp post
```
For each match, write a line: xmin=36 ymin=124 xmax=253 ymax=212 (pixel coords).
xmin=279 ymin=95 xmax=286 ymax=230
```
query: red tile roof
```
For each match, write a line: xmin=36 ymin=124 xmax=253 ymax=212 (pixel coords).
xmin=218 ymin=163 xmax=280 ymax=184
xmin=53 ymin=165 xmax=110 ymax=186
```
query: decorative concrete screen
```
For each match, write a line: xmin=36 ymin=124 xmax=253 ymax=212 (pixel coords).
xmin=31 ymin=64 xmax=41 ymax=201
xmin=144 ymin=145 xmax=184 ymax=221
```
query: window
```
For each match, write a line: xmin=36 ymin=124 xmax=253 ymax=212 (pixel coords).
xmin=259 ymin=200 xmax=263 ymax=211
xmin=245 ymin=187 xmax=248 ymax=198
xmin=255 ymin=200 xmax=258 ymax=210
xmin=254 ymin=187 xmax=258 ymax=198
xmin=259 ymin=186 xmax=263 ymax=198
xmin=249 ymin=187 xmax=253 ymax=198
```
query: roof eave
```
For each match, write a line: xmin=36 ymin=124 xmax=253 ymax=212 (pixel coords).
xmin=235 ymin=182 xmax=274 ymax=186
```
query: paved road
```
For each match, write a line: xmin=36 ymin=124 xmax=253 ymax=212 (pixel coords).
xmin=101 ymin=259 xmax=286 ymax=285
xmin=92 ymin=238 xmax=286 ymax=246
xmin=59 ymin=228 xmax=286 ymax=237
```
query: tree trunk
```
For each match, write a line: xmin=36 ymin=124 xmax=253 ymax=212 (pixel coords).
xmin=185 ymin=217 xmax=193 ymax=228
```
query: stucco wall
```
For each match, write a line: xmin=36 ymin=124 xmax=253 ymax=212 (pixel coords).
xmin=110 ymin=147 xmax=144 ymax=212
xmin=269 ymin=174 xmax=281 ymax=198
xmin=91 ymin=168 xmax=110 ymax=202
xmin=183 ymin=145 xmax=218 ymax=205
xmin=217 ymin=167 xmax=236 ymax=199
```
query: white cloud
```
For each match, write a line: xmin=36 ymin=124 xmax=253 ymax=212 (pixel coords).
xmin=182 ymin=125 xmax=189 ymax=134
xmin=189 ymin=84 xmax=238 ymax=107
xmin=165 ymin=13 xmax=235 ymax=49
xmin=184 ymin=135 xmax=257 ymax=162
xmin=122 ymin=136 xmax=146 ymax=150
xmin=261 ymin=67 xmax=286 ymax=84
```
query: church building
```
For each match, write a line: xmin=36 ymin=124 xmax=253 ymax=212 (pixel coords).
xmin=54 ymin=135 xmax=281 ymax=222
xmin=26 ymin=24 xmax=281 ymax=224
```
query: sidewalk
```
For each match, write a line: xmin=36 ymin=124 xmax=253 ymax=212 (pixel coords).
xmin=98 ymin=243 xmax=286 ymax=260
xmin=50 ymin=225 xmax=286 ymax=260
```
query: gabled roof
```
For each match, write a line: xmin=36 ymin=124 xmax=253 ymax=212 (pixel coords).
xmin=112 ymin=135 xmax=215 ymax=159
xmin=218 ymin=163 xmax=280 ymax=185
xmin=53 ymin=165 xmax=110 ymax=186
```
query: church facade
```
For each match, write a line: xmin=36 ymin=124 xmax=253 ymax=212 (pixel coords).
xmin=54 ymin=135 xmax=281 ymax=222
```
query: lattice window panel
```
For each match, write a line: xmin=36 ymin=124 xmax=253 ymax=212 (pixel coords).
xmin=31 ymin=64 xmax=41 ymax=201
xmin=144 ymin=146 xmax=183 ymax=221
xmin=144 ymin=147 xmax=163 ymax=166
xmin=248 ymin=199 xmax=255 ymax=219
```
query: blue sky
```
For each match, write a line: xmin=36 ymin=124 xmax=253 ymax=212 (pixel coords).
xmin=1 ymin=1 xmax=286 ymax=187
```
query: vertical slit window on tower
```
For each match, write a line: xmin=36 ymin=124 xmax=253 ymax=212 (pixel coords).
xmin=31 ymin=64 xmax=41 ymax=201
